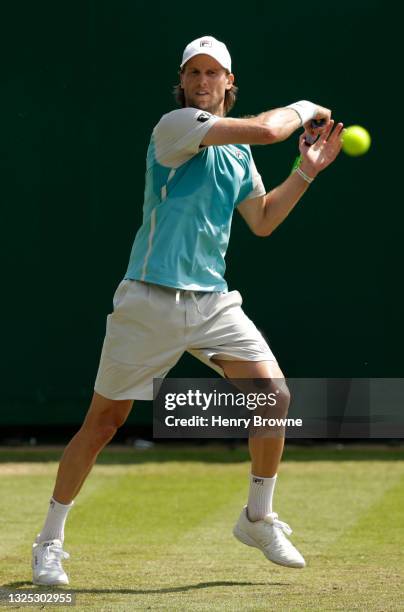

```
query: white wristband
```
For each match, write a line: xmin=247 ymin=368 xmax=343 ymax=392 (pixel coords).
xmin=295 ymin=167 xmax=315 ymax=184
xmin=286 ymin=100 xmax=318 ymax=126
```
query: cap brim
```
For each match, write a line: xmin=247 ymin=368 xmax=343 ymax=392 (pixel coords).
xmin=180 ymin=50 xmax=228 ymax=70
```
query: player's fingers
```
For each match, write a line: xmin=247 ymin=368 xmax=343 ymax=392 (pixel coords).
xmin=328 ymin=122 xmax=344 ymax=143
xmin=325 ymin=124 xmax=344 ymax=156
xmin=312 ymin=120 xmax=334 ymax=149
xmin=328 ymin=125 xmax=345 ymax=158
xmin=299 ymin=131 xmax=312 ymax=146
xmin=316 ymin=118 xmax=332 ymax=136
xmin=320 ymin=119 xmax=335 ymax=142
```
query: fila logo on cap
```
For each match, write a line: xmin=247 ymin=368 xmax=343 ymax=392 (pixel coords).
xmin=180 ymin=36 xmax=232 ymax=72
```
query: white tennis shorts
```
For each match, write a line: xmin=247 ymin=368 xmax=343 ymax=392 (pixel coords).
xmin=94 ymin=280 xmax=275 ymax=400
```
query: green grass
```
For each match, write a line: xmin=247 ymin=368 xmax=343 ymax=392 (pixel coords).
xmin=0 ymin=445 xmax=403 ymax=611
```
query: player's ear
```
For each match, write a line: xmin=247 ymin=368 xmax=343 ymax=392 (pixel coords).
xmin=179 ymin=69 xmax=185 ymax=89
xmin=225 ymin=72 xmax=234 ymax=90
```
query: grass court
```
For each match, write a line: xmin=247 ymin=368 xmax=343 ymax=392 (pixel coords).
xmin=0 ymin=445 xmax=403 ymax=611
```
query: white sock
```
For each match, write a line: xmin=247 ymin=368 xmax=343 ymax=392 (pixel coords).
xmin=37 ymin=497 xmax=74 ymax=543
xmin=247 ymin=474 xmax=277 ymax=521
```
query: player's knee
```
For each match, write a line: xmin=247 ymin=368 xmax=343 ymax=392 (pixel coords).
xmin=251 ymin=378 xmax=290 ymax=418
xmin=97 ymin=410 xmax=129 ymax=439
xmin=84 ymin=423 xmax=118 ymax=451
xmin=83 ymin=397 xmax=132 ymax=443
xmin=275 ymin=384 xmax=290 ymax=418
xmin=83 ymin=413 xmax=128 ymax=450
xmin=254 ymin=379 xmax=290 ymax=420
xmin=108 ymin=409 xmax=130 ymax=430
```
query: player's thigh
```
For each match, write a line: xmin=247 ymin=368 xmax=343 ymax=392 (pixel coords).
xmin=211 ymin=358 xmax=285 ymax=380
xmin=82 ymin=391 xmax=134 ymax=430
xmin=212 ymin=359 xmax=290 ymax=420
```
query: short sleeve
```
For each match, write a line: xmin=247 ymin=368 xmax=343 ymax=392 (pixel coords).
xmin=240 ymin=154 xmax=266 ymax=203
xmin=153 ymin=107 xmax=219 ymax=168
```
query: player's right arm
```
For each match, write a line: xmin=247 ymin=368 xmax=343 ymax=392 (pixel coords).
xmin=201 ymin=102 xmax=331 ymax=146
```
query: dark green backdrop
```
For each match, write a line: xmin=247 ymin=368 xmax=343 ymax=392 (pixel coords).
xmin=1 ymin=0 xmax=399 ymax=425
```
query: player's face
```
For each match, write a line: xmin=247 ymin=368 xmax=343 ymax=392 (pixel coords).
xmin=180 ymin=55 xmax=234 ymax=116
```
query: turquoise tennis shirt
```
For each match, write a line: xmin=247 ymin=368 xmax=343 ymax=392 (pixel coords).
xmin=125 ymin=107 xmax=266 ymax=292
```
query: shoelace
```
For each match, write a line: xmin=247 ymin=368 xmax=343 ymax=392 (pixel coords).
xmin=263 ymin=512 xmax=293 ymax=536
xmin=44 ymin=545 xmax=70 ymax=570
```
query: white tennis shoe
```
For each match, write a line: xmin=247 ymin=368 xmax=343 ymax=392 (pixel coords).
xmin=32 ymin=539 xmax=70 ymax=585
xmin=233 ymin=507 xmax=306 ymax=568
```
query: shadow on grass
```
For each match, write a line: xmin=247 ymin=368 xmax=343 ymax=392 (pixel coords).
xmin=2 ymin=580 xmax=290 ymax=594
xmin=0 ymin=444 xmax=403 ymax=464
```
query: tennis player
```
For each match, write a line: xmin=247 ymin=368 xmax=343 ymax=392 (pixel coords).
xmin=32 ymin=35 xmax=343 ymax=585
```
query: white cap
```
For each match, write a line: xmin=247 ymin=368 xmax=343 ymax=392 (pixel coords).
xmin=180 ymin=35 xmax=232 ymax=72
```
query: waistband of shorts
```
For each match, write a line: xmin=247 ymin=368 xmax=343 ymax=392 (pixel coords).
xmin=133 ymin=280 xmax=220 ymax=296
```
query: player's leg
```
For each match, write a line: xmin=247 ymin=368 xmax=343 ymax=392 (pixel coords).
xmin=212 ymin=357 xmax=286 ymax=494
xmin=32 ymin=281 xmax=187 ymax=585
xmin=212 ymin=357 xmax=305 ymax=568
xmin=32 ymin=391 xmax=134 ymax=585
xmin=53 ymin=391 xmax=134 ymax=503
xmin=214 ymin=359 xmax=287 ymax=477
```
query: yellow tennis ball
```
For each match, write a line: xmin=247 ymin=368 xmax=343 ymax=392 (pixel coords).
xmin=342 ymin=125 xmax=371 ymax=156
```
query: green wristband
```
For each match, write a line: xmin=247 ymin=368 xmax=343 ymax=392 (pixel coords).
xmin=291 ymin=155 xmax=301 ymax=174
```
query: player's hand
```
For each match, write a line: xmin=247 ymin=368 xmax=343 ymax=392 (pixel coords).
xmin=303 ymin=105 xmax=332 ymax=137
xmin=303 ymin=106 xmax=331 ymax=142
xmin=299 ymin=120 xmax=344 ymax=176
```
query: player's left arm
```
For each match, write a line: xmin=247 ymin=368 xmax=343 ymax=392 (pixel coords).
xmin=238 ymin=120 xmax=344 ymax=237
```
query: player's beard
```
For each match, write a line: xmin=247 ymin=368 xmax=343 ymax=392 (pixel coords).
xmin=186 ymin=93 xmax=224 ymax=117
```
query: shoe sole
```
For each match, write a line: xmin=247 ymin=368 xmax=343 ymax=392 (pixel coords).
xmin=32 ymin=576 xmax=69 ymax=586
xmin=233 ymin=526 xmax=305 ymax=569
xmin=32 ymin=580 xmax=69 ymax=586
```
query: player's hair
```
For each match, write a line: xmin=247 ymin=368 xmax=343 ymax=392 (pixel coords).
xmin=173 ymin=69 xmax=238 ymax=116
